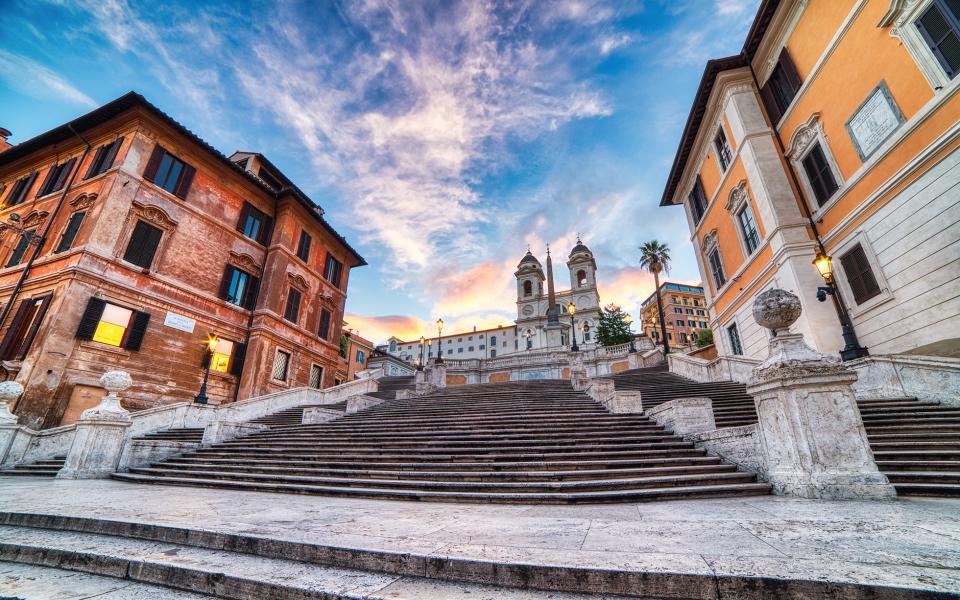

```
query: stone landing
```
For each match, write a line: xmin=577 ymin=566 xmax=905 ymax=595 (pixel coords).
xmin=1 ymin=478 xmax=958 ymax=598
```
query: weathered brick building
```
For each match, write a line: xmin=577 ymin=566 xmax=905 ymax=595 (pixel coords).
xmin=0 ymin=92 xmax=365 ymax=429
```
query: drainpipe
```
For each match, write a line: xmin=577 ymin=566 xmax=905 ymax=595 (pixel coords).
xmin=0 ymin=124 xmax=92 ymax=368
xmin=745 ymin=55 xmax=867 ymax=360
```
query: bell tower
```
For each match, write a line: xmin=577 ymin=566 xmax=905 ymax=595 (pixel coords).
xmin=515 ymin=248 xmax=544 ymax=322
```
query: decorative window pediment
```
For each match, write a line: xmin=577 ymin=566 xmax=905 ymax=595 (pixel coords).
xmin=287 ymin=271 xmax=309 ymax=292
xmin=21 ymin=210 xmax=50 ymax=229
xmin=700 ymin=228 xmax=720 ymax=254
xmin=69 ymin=193 xmax=98 ymax=210
xmin=725 ymin=180 xmax=749 ymax=211
xmin=228 ymin=251 xmax=261 ymax=276
xmin=131 ymin=201 xmax=178 ymax=230
xmin=785 ymin=113 xmax=823 ymax=158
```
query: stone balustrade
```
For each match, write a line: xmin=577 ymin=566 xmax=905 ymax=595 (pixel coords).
xmin=0 ymin=369 xmax=383 ymax=476
xmin=647 ymin=397 xmax=716 ymax=436
xmin=667 ymin=352 xmax=760 ymax=384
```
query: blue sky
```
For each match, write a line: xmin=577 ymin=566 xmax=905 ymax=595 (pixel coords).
xmin=1 ymin=0 xmax=759 ymax=343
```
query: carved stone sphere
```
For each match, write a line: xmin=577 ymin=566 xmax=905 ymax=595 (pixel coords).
xmin=0 ymin=381 xmax=23 ymax=403
xmin=100 ymin=371 xmax=133 ymax=395
xmin=753 ymin=289 xmax=802 ymax=331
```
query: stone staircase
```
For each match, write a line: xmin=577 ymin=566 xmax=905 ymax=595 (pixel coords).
xmin=0 ymin=455 xmax=66 ymax=476
xmin=367 ymin=375 xmax=416 ymax=399
xmin=858 ymin=397 xmax=960 ymax=497
xmin=112 ymin=379 xmax=770 ymax=503
xmin=611 ymin=365 xmax=758 ymax=427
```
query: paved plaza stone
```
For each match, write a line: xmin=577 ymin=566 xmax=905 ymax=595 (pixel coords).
xmin=1 ymin=477 xmax=959 ymax=598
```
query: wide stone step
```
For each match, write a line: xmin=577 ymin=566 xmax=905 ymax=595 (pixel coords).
xmin=219 ymin=435 xmax=684 ymax=449
xmin=112 ymin=472 xmax=772 ymax=504
xmin=884 ymin=471 xmax=960 ymax=485
xmin=870 ymin=441 xmax=960 ymax=451
xmin=186 ymin=448 xmax=710 ymax=462
xmin=891 ymin=483 xmax=960 ymax=496
xmin=875 ymin=460 xmax=960 ymax=472
xmin=196 ymin=441 xmax=699 ymax=457
xmin=246 ymin=427 xmax=670 ymax=441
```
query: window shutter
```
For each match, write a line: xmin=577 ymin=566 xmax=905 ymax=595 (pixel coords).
xmin=0 ymin=300 xmax=34 ymax=360
xmin=15 ymin=294 xmax=52 ymax=360
xmin=759 ymin=82 xmax=783 ymax=123
xmin=124 ymin=310 xmax=151 ymax=351
xmin=172 ymin=163 xmax=195 ymax=199
xmin=243 ymin=276 xmax=260 ymax=310
xmin=36 ymin=166 xmax=57 ymax=197
xmin=21 ymin=172 xmax=38 ymax=203
xmin=84 ymin=146 xmax=107 ymax=179
xmin=230 ymin=342 xmax=247 ymax=376
xmin=218 ymin=265 xmax=234 ymax=300
xmin=55 ymin=211 xmax=86 ymax=253
xmin=53 ymin=157 xmax=77 ymax=192
xmin=75 ymin=297 xmax=107 ymax=340
xmin=840 ymin=244 xmax=881 ymax=305
xmin=236 ymin=203 xmax=250 ymax=233
xmin=102 ymin=137 xmax=123 ymax=172
xmin=123 ymin=221 xmax=163 ymax=269
xmin=319 ymin=308 xmax=331 ymax=340
xmin=258 ymin=215 xmax=274 ymax=246
xmin=143 ymin=145 xmax=165 ymax=182
xmin=779 ymin=49 xmax=803 ymax=96
xmin=0 ymin=184 xmax=6 ymax=199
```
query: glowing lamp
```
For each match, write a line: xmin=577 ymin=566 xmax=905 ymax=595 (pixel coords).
xmin=813 ymin=251 xmax=833 ymax=282
xmin=566 ymin=302 xmax=576 ymax=316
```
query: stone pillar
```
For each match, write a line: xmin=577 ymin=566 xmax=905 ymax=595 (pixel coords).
xmin=414 ymin=368 xmax=432 ymax=395
xmin=429 ymin=362 xmax=447 ymax=389
xmin=647 ymin=397 xmax=715 ymax=435
xmin=58 ymin=371 xmax=133 ymax=479
xmin=0 ymin=382 xmax=22 ymax=465
xmin=569 ymin=351 xmax=589 ymax=391
xmin=746 ymin=289 xmax=895 ymax=500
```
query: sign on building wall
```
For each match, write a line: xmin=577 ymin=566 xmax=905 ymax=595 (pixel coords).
xmin=845 ymin=81 xmax=905 ymax=160
xmin=163 ymin=311 xmax=196 ymax=333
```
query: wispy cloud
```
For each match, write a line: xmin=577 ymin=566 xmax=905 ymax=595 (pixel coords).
xmin=0 ymin=50 xmax=95 ymax=107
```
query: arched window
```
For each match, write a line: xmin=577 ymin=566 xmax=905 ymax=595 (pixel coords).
xmin=523 ymin=280 xmax=532 ymax=296
xmin=577 ymin=270 xmax=587 ymax=287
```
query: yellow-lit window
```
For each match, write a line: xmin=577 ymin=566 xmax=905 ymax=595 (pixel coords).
xmin=210 ymin=339 xmax=234 ymax=373
xmin=92 ymin=304 xmax=133 ymax=347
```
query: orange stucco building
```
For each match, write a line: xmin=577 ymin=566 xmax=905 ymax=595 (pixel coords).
xmin=661 ymin=0 xmax=960 ymax=361
xmin=0 ymin=93 xmax=365 ymax=429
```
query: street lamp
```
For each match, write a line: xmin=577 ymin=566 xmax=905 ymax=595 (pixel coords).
xmin=435 ymin=318 xmax=444 ymax=364
xmin=427 ymin=338 xmax=432 ymax=363
xmin=567 ymin=302 xmax=579 ymax=352
xmin=195 ymin=332 xmax=219 ymax=405
xmin=812 ymin=250 xmax=869 ymax=361
xmin=624 ymin=314 xmax=637 ymax=353
xmin=417 ymin=336 xmax=425 ymax=371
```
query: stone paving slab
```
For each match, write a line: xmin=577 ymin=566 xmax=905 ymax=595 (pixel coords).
xmin=1 ymin=478 xmax=959 ymax=596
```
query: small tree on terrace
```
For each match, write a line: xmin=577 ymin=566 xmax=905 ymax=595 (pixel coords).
xmin=696 ymin=328 xmax=714 ymax=348
xmin=595 ymin=304 xmax=633 ymax=347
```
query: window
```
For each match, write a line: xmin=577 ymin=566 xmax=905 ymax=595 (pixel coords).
xmin=318 ymin=308 xmax=332 ymax=340
xmin=708 ymin=248 xmax=726 ymax=288
xmin=5 ymin=230 xmax=36 ymax=268
xmin=801 ymin=143 xmax=840 ymax=206
xmin=760 ymin=49 xmax=803 ymax=122
xmin=54 ymin=211 xmax=86 ymax=253
xmin=671 ymin=296 xmax=678 ymax=304
xmin=677 ymin=320 xmax=685 ymax=327
xmin=272 ymin=349 xmax=290 ymax=381
xmin=577 ymin=270 xmax=587 ymax=287
xmin=468 ymin=336 xmax=473 ymax=341
xmin=324 ymin=254 xmax=344 ymax=288
xmin=468 ymin=346 xmax=474 ymax=351
xmin=701 ymin=322 xmax=708 ymax=328
xmin=714 ymin=128 xmax=733 ymax=172
xmin=236 ymin=202 xmax=272 ymax=245
xmin=727 ymin=323 xmax=743 ymax=355
xmin=448 ymin=349 xmax=453 ymax=355
xmin=686 ymin=308 xmax=694 ymax=314
xmin=123 ymin=221 xmax=163 ymax=269
xmin=839 ymin=243 xmax=883 ymax=305
xmin=916 ymin=0 xmax=960 ymax=79
xmin=673 ymin=307 xmax=682 ymax=314
xmin=490 ymin=349 xmax=496 ymax=358
xmin=84 ymin=137 xmax=124 ymax=179
xmin=479 ymin=334 xmax=485 ymax=338
xmin=75 ymin=298 xmax=151 ymax=351
xmin=210 ymin=339 xmax=235 ymax=373
xmin=479 ymin=344 xmax=485 ymax=349
xmin=738 ymin=205 xmax=760 ymax=255
xmin=283 ymin=288 xmax=302 ymax=323
xmin=458 ymin=347 xmax=463 ymax=353
xmin=356 ymin=349 xmax=365 ymax=365
xmin=5 ymin=172 xmax=38 ymax=206
xmin=457 ymin=337 xmax=463 ymax=342
xmin=296 ymin=230 xmax=312 ymax=262
xmin=143 ymin=145 xmax=195 ymax=199
xmin=688 ymin=176 xmax=708 ymax=225
xmin=523 ymin=280 xmax=532 ymax=296
xmin=697 ymin=310 xmax=705 ymax=316
xmin=219 ymin=265 xmax=259 ymax=309
xmin=0 ymin=294 xmax=52 ymax=361
xmin=310 ymin=364 xmax=323 ymax=389
xmin=37 ymin=158 xmax=77 ymax=197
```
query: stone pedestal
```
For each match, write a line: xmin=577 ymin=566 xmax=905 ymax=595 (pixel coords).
xmin=569 ymin=352 xmax=589 ymax=391
xmin=586 ymin=378 xmax=643 ymax=414
xmin=0 ymin=382 xmax=22 ymax=465
xmin=628 ymin=352 xmax=642 ymax=370
xmin=746 ymin=290 xmax=895 ymax=500
xmin=301 ymin=407 xmax=345 ymax=425
xmin=647 ymin=397 xmax=715 ymax=436
xmin=58 ymin=371 xmax=133 ymax=480
xmin=429 ymin=362 xmax=447 ymax=389
xmin=415 ymin=369 xmax=433 ymax=395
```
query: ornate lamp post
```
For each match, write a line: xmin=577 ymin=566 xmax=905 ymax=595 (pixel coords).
xmin=435 ymin=318 xmax=444 ymax=364
xmin=195 ymin=332 xmax=219 ymax=405
xmin=624 ymin=314 xmax=637 ymax=353
xmin=566 ymin=302 xmax=579 ymax=352
xmin=417 ymin=336 xmax=425 ymax=371
xmin=427 ymin=338 xmax=432 ymax=363
xmin=812 ymin=250 xmax=869 ymax=361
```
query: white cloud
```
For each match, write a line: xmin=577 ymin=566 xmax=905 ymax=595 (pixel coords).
xmin=0 ymin=50 xmax=95 ymax=108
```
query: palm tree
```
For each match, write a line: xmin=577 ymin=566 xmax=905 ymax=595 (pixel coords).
xmin=639 ymin=240 xmax=672 ymax=355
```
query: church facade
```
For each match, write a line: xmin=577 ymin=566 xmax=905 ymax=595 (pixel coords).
xmin=380 ymin=240 xmax=603 ymax=361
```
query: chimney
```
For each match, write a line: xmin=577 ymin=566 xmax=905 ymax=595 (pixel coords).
xmin=0 ymin=128 xmax=11 ymax=153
